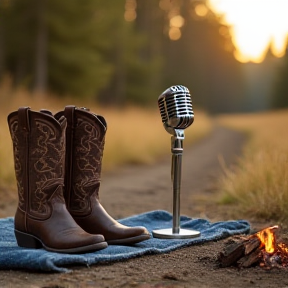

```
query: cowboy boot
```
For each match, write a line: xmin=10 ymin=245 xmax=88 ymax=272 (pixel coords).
xmin=55 ymin=106 xmax=150 ymax=245
xmin=7 ymin=107 xmax=108 ymax=253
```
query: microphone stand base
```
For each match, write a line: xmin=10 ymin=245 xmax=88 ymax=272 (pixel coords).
xmin=152 ymin=228 xmax=201 ymax=239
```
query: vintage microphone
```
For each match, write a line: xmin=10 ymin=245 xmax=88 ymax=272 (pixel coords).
xmin=152 ymin=85 xmax=201 ymax=239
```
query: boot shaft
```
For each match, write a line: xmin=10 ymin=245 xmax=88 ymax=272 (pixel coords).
xmin=57 ymin=106 xmax=151 ymax=245
xmin=8 ymin=107 xmax=67 ymax=219
xmin=56 ymin=106 xmax=107 ymax=215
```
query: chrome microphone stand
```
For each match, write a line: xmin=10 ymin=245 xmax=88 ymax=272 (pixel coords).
xmin=152 ymin=85 xmax=201 ymax=239
xmin=171 ymin=129 xmax=185 ymax=234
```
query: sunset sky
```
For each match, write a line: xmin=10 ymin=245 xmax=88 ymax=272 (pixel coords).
xmin=207 ymin=0 xmax=288 ymax=63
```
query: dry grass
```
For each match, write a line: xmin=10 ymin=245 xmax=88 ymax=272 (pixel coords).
xmin=217 ymin=110 xmax=288 ymax=221
xmin=0 ymin=80 xmax=212 ymax=191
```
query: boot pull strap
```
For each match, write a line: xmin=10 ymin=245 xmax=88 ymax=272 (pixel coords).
xmin=96 ymin=115 xmax=107 ymax=130
xmin=64 ymin=105 xmax=76 ymax=128
xmin=63 ymin=105 xmax=76 ymax=207
xmin=18 ymin=107 xmax=31 ymax=132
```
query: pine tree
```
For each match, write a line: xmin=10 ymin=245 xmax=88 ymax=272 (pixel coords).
xmin=272 ymin=50 xmax=288 ymax=108
xmin=98 ymin=0 xmax=164 ymax=105
xmin=47 ymin=0 xmax=113 ymax=98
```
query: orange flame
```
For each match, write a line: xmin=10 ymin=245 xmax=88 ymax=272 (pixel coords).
xmin=256 ymin=226 xmax=278 ymax=254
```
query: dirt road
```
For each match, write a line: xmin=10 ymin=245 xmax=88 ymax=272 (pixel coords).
xmin=1 ymin=125 xmax=288 ymax=288
xmin=99 ymin=125 xmax=245 ymax=221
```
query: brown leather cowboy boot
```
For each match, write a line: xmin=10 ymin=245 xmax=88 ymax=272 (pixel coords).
xmin=55 ymin=106 xmax=150 ymax=245
xmin=8 ymin=107 xmax=108 ymax=253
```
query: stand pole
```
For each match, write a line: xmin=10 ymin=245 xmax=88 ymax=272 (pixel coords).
xmin=152 ymin=130 xmax=200 ymax=239
xmin=171 ymin=136 xmax=182 ymax=234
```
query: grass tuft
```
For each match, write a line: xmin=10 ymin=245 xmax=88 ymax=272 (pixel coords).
xmin=217 ymin=110 xmax=288 ymax=221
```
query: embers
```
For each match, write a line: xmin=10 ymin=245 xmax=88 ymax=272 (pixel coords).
xmin=218 ymin=226 xmax=288 ymax=269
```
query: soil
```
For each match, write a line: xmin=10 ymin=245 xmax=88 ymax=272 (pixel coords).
xmin=1 ymin=125 xmax=288 ymax=288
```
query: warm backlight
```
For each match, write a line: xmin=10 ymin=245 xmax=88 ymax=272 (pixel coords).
xmin=208 ymin=0 xmax=288 ymax=63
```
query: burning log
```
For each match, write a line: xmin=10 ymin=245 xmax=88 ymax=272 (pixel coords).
xmin=218 ymin=236 xmax=261 ymax=267
xmin=218 ymin=226 xmax=288 ymax=269
xmin=237 ymin=247 xmax=262 ymax=268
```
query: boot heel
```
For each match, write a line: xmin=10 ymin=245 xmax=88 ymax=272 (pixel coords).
xmin=14 ymin=230 xmax=43 ymax=249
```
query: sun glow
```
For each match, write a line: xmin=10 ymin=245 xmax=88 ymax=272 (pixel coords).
xmin=208 ymin=0 xmax=288 ymax=63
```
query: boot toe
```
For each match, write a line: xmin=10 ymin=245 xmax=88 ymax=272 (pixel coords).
xmin=44 ymin=228 xmax=107 ymax=253
xmin=106 ymin=225 xmax=151 ymax=245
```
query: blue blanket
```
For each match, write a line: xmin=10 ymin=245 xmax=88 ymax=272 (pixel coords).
xmin=0 ymin=210 xmax=250 ymax=272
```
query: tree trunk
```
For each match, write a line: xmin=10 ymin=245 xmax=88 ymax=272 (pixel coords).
xmin=0 ymin=12 xmax=4 ymax=79
xmin=136 ymin=0 xmax=164 ymax=93
xmin=34 ymin=0 xmax=47 ymax=94
xmin=113 ymin=18 xmax=126 ymax=105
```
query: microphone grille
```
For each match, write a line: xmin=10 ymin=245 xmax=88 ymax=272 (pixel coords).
xmin=158 ymin=85 xmax=194 ymax=129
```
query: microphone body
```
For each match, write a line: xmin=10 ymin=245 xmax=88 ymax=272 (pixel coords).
xmin=152 ymin=85 xmax=200 ymax=239
xmin=158 ymin=85 xmax=194 ymax=136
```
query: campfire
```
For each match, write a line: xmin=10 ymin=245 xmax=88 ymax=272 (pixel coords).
xmin=218 ymin=226 xmax=288 ymax=269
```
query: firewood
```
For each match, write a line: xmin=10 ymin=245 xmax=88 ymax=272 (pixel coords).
xmin=218 ymin=226 xmax=286 ymax=269
xmin=244 ymin=237 xmax=261 ymax=255
xmin=237 ymin=248 xmax=262 ymax=268
xmin=218 ymin=237 xmax=261 ymax=268
xmin=218 ymin=241 xmax=245 ymax=267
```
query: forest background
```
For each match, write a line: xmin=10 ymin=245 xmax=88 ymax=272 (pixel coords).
xmin=0 ymin=0 xmax=288 ymax=222
xmin=0 ymin=0 xmax=287 ymax=113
